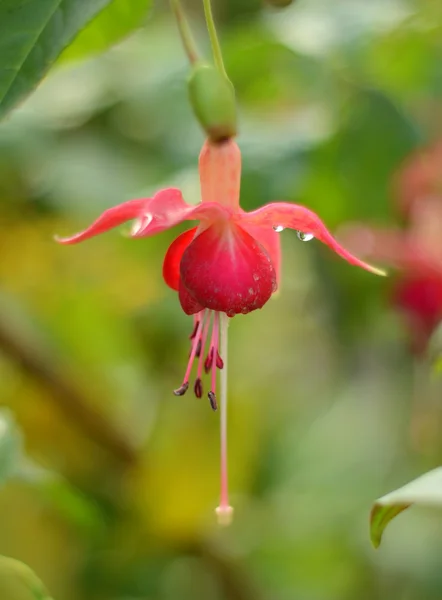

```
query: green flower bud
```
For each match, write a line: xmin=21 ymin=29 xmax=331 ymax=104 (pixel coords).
xmin=0 ymin=556 xmax=53 ymax=600
xmin=188 ymin=62 xmax=237 ymax=143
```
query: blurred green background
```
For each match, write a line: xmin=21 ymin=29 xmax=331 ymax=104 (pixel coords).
xmin=1 ymin=0 xmax=442 ymax=598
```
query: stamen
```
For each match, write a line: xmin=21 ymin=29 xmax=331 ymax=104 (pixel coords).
xmin=204 ymin=348 xmax=213 ymax=374
xmin=189 ymin=317 xmax=200 ymax=340
xmin=173 ymin=382 xmax=189 ymax=396
xmin=183 ymin=317 xmax=204 ymax=382
xmin=196 ymin=311 xmax=212 ymax=384
xmin=194 ymin=378 xmax=203 ymax=398
xmin=208 ymin=391 xmax=218 ymax=411
xmin=174 ymin=313 xmax=204 ymax=396
xmin=204 ymin=347 xmax=223 ymax=372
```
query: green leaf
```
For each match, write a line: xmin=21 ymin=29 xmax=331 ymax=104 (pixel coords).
xmin=59 ymin=0 xmax=151 ymax=62
xmin=0 ymin=0 xmax=118 ymax=120
xmin=0 ymin=409 xmax=22 ymax=486
xmin=14 ymin=460 xmax=106 ymax=535
xmin=370 ymin=468 xmax=442 ymax=548
xmin=0 ymin=556 xmax=53 ymax=599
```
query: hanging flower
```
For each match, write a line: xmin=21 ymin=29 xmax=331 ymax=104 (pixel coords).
xmin=339 ymin=140 xmax=442 ymax=354
xmin=56 ymin=138 xmax=383 ymax=522
xmin=393 ymin=140 xmax=442 ymax=219
xmin=57 ymin=138 xmax=382 ymax=393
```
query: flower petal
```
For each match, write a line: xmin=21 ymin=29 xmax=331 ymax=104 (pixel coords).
xmin=178 ymin=279 xmax=205 ymax=315
xmin=55 ymin=198 xmax=146 ymax=244
xmin=237 ymin=202 xmax=386 ymax=276
xmin=392 ymin=274 xmax=442 ymax=355
xmin=239 ymin=221 xmax=281 ymax=289
xmin=180 ymin=223 xmax=277 ymax=316
xmin=163 ymin=227 xmax=197 ymax=291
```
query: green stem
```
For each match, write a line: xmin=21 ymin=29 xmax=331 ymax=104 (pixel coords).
xmin=170 ymin=0 xmax=200 ymax=64
xmin=203 ymin=0 xmax=228 ymax=79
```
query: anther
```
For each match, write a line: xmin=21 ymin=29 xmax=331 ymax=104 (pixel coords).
xmin=208 ymin=391 xmax=218 ymax=411
xmin=216 ymin=351 xmax=224 ymax=369
xmin=173 ymin=382 xmax=189 ymax=396
xmin=189 ymin=320 xmax=199 ymax=339
xmin=194 ymin=378 xmax=203 ymax=398
xmin=204 ymin=348 xmax=214 ymax=374
xmin=195 ymin=339 xmax=202 ymax=358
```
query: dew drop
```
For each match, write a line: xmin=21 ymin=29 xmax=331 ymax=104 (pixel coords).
xmin=273 ymin=225 xmax=284 ymax=232
xmin=297 ymin=231 xmax=315 ymax=242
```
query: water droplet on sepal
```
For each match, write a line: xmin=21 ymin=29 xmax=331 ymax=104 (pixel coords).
xmin=297 ymin=231 xmax=314 ymax=242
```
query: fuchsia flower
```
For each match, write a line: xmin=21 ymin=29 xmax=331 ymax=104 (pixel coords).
xmin=339 ymin=141 xmax=442 ymax=354
xmin=57 ymin=138 xmax=382 ymax=521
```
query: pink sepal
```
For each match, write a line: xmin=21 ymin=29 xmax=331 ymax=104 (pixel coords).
xmin=238 ymin=202 xmax=386 ymax=276
xmin=56 ymin=188 xmax=230 ymax=245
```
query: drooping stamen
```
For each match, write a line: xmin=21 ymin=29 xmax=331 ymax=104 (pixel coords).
xmin=204 ymin=348 xmax=213 ymax=374
xmin=194 ymin=378 xmax=203 ymax=398
xmin=196 ymin=311 xmax=212 ymax=390
xmin=189 ymin=316 xmax=200 ymax=340
xmin=174 ymin=382 xmax=189 ymax=396
xmin=203 ymin=313 xmax=224 ymax=375
xmin=215 ymin=312 xmax=233 ymax=526
xmin=174 ymin=313 xmax=204 ymax=396
xmin=208 ymin=391 xmax=218 ymax=411
xmin=208 ymin=312 xmax=220 ymax=405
